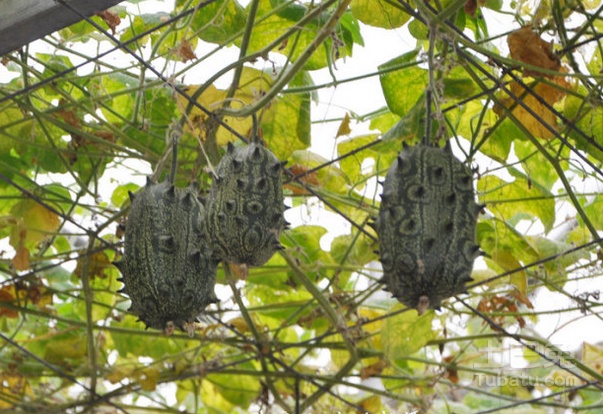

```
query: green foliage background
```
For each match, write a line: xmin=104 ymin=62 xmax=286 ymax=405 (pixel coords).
xmin=0 ymin=0 xmax=602 ymax=412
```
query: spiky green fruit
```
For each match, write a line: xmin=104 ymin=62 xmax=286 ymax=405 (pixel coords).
xmin=205 ymin=142 xmax=287 ymax=267
xmin=115 ymin=179 xmax=219 ymax=333
xmin=374 ymin=145 xmax=481 ymax=313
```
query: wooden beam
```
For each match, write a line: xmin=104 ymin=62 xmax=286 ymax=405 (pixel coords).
xmin=0 ymin=0 xmax=125 ymax=56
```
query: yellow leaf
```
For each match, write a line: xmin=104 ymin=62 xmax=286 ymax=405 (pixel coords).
xmin=135 ymin=367 xmax=160 ymax=392
xmin=44 ymin=335 xmax=88 ymax=365
xmin=491 ymin=250 xmax=527 ymax=296
xmin=12 ymin=246 xmax=30 ymax=271
xmin=105 ymin=366 xmax=133 ymax=384
xmin=73 ymin=251 xmax=112 ymax=280
xmin=582 ymin=342 xmax=603 ymax=378
xmin=495 ymin=76 xmax=570 ymax=139
xmin=0 ymin=372 xmax=34 ymax=409
xmin=226 ymin=316 xmax=250 ymax=333
xmin=508 ymin=26 xmax=560 ymax=76
xmin=358 ymin=395 xmax=385 ymax=412
xmin=358 ymin=307 xmax=384 ymax=352
xmin=178 ymin=67 xmax=274 ymax=146
xmin=9 ymin=199 xmax=60 ymax=250
xmin=336 ymin=112 xmax=352 ymax=138
xmin=547 ymin=369 xmax=581 ymax=388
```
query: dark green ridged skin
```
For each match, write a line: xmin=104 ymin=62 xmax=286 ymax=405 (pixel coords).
xmin=116 ymin=179 xmax=219 ymax=332
xmin=374 ymin=145 xmax=481 ymax=313
xmin=205 ymin=142 xmax=286 ymax=267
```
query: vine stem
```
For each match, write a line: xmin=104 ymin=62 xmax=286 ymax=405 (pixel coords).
xmin=79 ymin=235 xmax=99 ymax=409
xmin=226 ymin=0 xmax=259 ymax=103
xmin=217 ymin=0 xmax=353 ymax=119
xmin=177 ymin=0 xmax=340 ymax=130
xmin=223 ymin=264 xmax=291 ymax=412
xmin=279 ymin=249 xmax=359 ymax=411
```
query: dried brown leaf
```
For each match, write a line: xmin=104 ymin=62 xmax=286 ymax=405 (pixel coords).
xmin=0 ymin=285 xmax=19 ymax=318
xmin=464 ymin=0 xmax=478 ymax=17
xmin=360 ymin=360 xmax=387 ymax=379
xmin=12 ymin=245 xmax=30 ymax=271
xmin=284 ymin=164 xmax=321 ymax=194
xmin=508 ymin=26 xmax=560 ymax=77
xmin=443 ymin=355 xmax=459 ymax=383
xmin=175 ymin=39 xmax=197 ymax=63
xmin=97 ymin=10 xmax=121 ymax=34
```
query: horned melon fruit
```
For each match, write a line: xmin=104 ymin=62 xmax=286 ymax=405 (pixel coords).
xmin=374 ymin=144 xmax=482 ymax=314
xmin=205 ymin=141 xmax=287 ymax=267
xmin=115 ymin=178 xmax=219 ymax=334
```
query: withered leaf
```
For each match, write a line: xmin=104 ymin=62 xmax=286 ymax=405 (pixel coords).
xmin=175 ymin=39 xmax=197 ymax=63
xmin=73 ymin=251 xmax=112 ymax=280
xmin=336 ymin=112 xmax=352 ymax=138
xmin=0 ymin=285 xmax=19 ymax=318
xmin=494 ymin=74 xmax=570 ymax=139
xmin=508 ymin=26 xmax=560 ymax=77
xmin=97 ymin=10 xmax=121 ymax=34
xmin=360 ymin=360 xmax=387 ymax=379
xmin=464 ymin=0 xmax=478 ymax=17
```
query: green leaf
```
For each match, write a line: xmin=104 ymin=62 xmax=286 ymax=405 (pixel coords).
xmin=477 ymin=217 xmax=540 ymax=275
xmin=330 ymin=233 xmax=376 ymax=267
xmin=368 ymin=109 xmax=400 ymax=134
xmin=91 ymin=72 xmax=138 ymax=125
xmin=478 ymin=173 xmax=555 ymax=232
xmin=120 ymin=13 xmax=171 ymax=50
xmin=247 ymin=284 xmax=313 ymax=322
xmin=565 ymin=91 xmax=603 ymax=162
xmin=282 ymin=225 xmax=330 ymax=266
xmin=205 ymin=359 xmax=262 ymax=408
xmin=262 ymin=72 xmax=312 ymax=160
xmin=381 ymin=95 xmax=440 ymax=142
xmin=382 ymin=305 xmax=435 ymax=363
xmin=514 ymin=140 xmax=567 ymax=191
xmin=246 ymin=253 xmax=289 ymax=288
xmin=482 ymin=118 xmax=518 ymax=162
xmin=378 ymin=50 xmax=427 ymax=117
xmin=43 ymin=331 xmax=88 ymax=366
xmin=72 ymin=268 xmax=118 ymax=321
xmin=339 ymin=9 xmax=365 ymax=48
xmin=41 ymin=183 xmax=73 ymax=214
xmin=111 ymin=183 xmax=139 ymax=208
xmin=330 ymin=233 xmax=378 ymax=288
xmin=109 ymin=316 xmax=181 ymax=358
xmin=337 ymin=134 xmax=397 ymax=190
xmin=36 ymin=53 xmax=76 ymax=96
xmin=184 ymin=0 xmax=247 ymax=44
xmin=289 ymin=150 xmax=349 ymax=193
xmin=442 ymin=67 xmax=478 ymax=101
xmin=484 ymin=0 xmax=504 ymax=10
xmin=244 ymin=1 xmax=358 ymax=70
xmin=351 ymin=0 xmax=410 ymax=29
xmin=528 ymin=236 xmax=588 ymax=289
xmin=408 ymin=18 xmax=429 ymax=40
xmin=0 ymin=104 xmax=30 ymax=152
xmin=583 ymin=194 xmax=603 ymax=230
